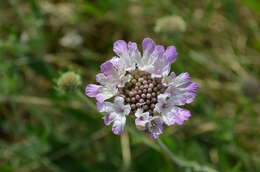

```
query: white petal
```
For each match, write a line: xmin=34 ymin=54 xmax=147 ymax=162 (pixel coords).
xmin=96 ymin=86 xmax=117 ymax=102
xmin=117 ymin=74 xmax=132 ymax=88
xmin=135 ymin=109 xmax=151 ymax=130
xmin=154 ymin=93 xmax=173 ymax=114
xmin=162 ymin=72 xmax=176 ymax=85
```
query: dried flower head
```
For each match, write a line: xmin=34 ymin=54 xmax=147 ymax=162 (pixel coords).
xmin=85 ymin=38 xmax=198 ymax=139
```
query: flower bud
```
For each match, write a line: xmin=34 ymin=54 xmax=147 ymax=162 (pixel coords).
xmin=57 ymin=71 xmax=81 ymax=92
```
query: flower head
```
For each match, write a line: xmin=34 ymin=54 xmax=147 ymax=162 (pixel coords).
xmin=57 ymin=71 xmax=81 ymax=92
xmin=85 ymin=38 xmax=198 ymax=138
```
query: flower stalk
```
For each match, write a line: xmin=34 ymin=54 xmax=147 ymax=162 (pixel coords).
xmin=120 ymin=131 xmax=131 ymax=171
xmin=156 ymin=139 xmax=218 ymax=172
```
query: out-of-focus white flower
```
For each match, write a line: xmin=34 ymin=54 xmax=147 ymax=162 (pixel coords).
xmin=154 ymin=15 xmax=187 ymax=33
xmin=60 ymin=31 xmax=83 ymax=48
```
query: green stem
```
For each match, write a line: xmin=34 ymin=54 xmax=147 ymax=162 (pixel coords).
xmin=156 ymin=139 xmax=218 ymax=172
xmin=121 ymin=131 xmax=131 ymax=171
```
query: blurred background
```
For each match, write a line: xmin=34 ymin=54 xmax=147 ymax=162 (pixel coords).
xmin=0 ymin=0 xmax=260 ymax=172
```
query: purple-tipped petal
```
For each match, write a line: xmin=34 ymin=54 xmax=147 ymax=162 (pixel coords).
xmin=148 ymin=117 xmax=164 ymax=139
xmin=96 ymin=102 xmax=105 ymax=112
xmin=134 ymin=109 xmax=150 ymax=130
xmin=128 ymin=42 xmax=138 ymax=52
xmin=113 ymin=40 xmax=138 ymax=71
xmin=100 ymin=61 xmax=114 ymax=75
xmin=169 ymin=72 xmax=176 ymax=78
xmin=142 ymin=38 xmax=155 ymax=54
xmin=96 ymin=73 xmax=106 ymax=84
xmin=110 ymin=57 xmax=124 ymax=69
xmin=113 ymin=40 xmax=128 ymax=56
xmin=152 ymin=45 xmax=165 ymax=57
xmin=112 ymin=117 xmax=126 ymax=135
xmin=85 ymin=84 xmax=113 ymax=102
xmin=103 ymin=113 xmax=116 ymax=126
xmin=162 ymin=107 xmax=191 ymax=126
xmin=85 ymin=84 xmax=102 ymax=97
xmin=128 ymin=41 xmax=141 ymax=62
xmin=164 ymin=46 xmax=177 ymax=63
xmin=174 ymin=108 xmax=191 ymax=125
xmin=135 ymin=118 xmax=147 ymax=127
xmin=95 ymin=73 xmax=115 ymax=86
xmin=96 ymin=95 xmax=105 ymax=102
xmin=176 ymin=72 xmax=191 ymax=85
xmin=142 ymin=43 xmax=176 ymax=77
xmin=182 ymin=82 xmax=198 ymax=104
xmin=165 ymin=72 xmax=198 ymax=105
xmin=98 ymin=97 xmax=130 ymax=135
xmin=162 ymin=113 xmax=175 ymax=126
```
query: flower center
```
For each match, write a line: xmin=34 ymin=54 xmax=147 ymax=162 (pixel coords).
xmin=119 ymin=70 xmax=166 ymax=114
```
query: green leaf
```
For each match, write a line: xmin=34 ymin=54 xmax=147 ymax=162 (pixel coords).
xmin=240 ymin=0 xmax=260 ymax=13
xmin=0 ymin=165 xmax=13 ymax=172
xmin=80 ymin=3 xmax=104 ymax=18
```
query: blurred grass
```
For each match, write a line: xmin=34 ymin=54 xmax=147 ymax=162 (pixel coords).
xmin=0 ymin=0 xmax=260 ymax=172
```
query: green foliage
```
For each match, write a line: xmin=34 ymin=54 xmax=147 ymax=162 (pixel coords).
xmin=241 ymin=0 xmax=260 ymax=13
xmin=0 ymin=0 xmax=259 ymax=171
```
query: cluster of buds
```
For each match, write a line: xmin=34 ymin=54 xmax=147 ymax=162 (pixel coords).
xmin=119 ymin=70 xmax=166 ymax=114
